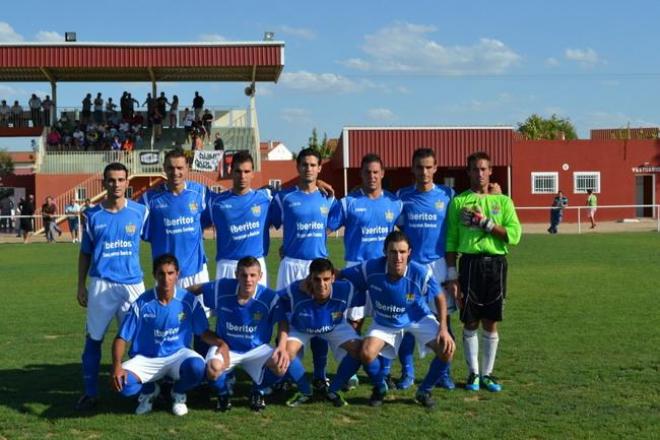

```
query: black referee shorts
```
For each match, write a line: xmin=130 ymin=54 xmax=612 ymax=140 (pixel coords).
xmin=458 ymin=254 xmax=507 ymax=323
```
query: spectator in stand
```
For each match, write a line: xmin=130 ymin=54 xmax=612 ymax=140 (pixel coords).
xmin=191 ymin=132 xmax=204 ymax=151
xmin=156 ymin=92 xmax=169 ymax=120
xmin=19 ymin=195 xmax=35 ymax=244
xmin=122 ymin=135 xmax=135 ymax=152
xmin=86 ymin=130 xmax=99 ymax=150
xmin=135 ymin=131 xmax=145 ymax=149
xmin=42 ymin=196 xmax=62 ymax=243
xmin=143 ymin=93 xmax=154 ymax=127
xmin=169 ymin=95 xmax=179 ymax=128
xmin=105 ymin=97 xmax=118 ymax=124
xmin=93 ymin=93 xmax=104 ymax=124
xmin=192 ymin=91 xmax=204 ymax=120
xmin=119 ymin=119 xmax=130 ymax=134
xmin=42 ymin=95 xmax=53 ymax=127
xmin=111 ymin=135 xmax=122 ymax=151
xmin=11 ymin=100 xmax=24 ymax=127
xmin=152 ymin=107 xmax=163 ymax=142
xmin=81 ymin=93 xmax=92 ymax=124
xmin=196 ymin=124 xmax=207 ymax=145
xmin=0 ymin=100 xmax=9 ymax=127
xmin=213 ymin=132 xmax=224 ymax=151
xmin=127 ymin=93 xmax=139 ymax=119
xmin=29 ymin=94 xmax=42 ymax=126
xmin=120 ymin=91 xmax=129 ymax=120
xmin=73 ymin=126 xmax=85 ymax=150
xmin=183 ymin=108 xmax=194 ymax=142
xmin=201 ymin=109 xmax=213 ymax=143
xmin=47 ymin=130 xmax=62 ymax=150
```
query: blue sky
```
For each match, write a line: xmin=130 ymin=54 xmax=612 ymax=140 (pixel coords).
xmin=2 ymin=0 xmax=660 ymax=151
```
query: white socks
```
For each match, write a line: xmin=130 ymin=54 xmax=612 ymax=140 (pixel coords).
xmin=463 ymin=329 xmax=479 ymax=374
xmin=463 ymin=329 xmax=500 ymax=376
xmin=481 ymin=330 xmax=499 ymax=376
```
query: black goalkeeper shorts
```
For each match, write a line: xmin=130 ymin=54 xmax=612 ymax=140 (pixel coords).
xmin=458 ymin=254 xmax=507 ymax=323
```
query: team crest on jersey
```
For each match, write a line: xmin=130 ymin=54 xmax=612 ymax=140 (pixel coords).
xmin=252 ymin=311 xmax=263 ymax=321
xmin=189 ymin=201 xmax=198 ymax=214
xmin=385 ymin=210 xmax=395 ymax=222
xmin=125 ymin=223 xmax=137 ymax=235
xmin=320 ymin=206 xmax=329 ymax=215
xmin=331 ymin=311 xmax=343 ymax=320
xmin=490 ymin=204 xmax=501 ymax=216
xmin=251 ymin=205 xmax=261 ymax=216
xmin=178 ymin=312 xmax=186 ymax=322
xmin=406 ymin=292 xmax=415 ymax=302
xmin=435 ymin=201 xmax=445 ymax=211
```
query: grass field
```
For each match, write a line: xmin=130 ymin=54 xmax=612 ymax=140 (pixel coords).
xmin=1 ymin=233 xmax=659 ymax=439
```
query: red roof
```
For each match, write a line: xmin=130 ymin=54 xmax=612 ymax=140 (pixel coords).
xmin=0 ymin=42 xmax=285 ymax=82
xmin=333 ymin=127 xmax=514 ymax=169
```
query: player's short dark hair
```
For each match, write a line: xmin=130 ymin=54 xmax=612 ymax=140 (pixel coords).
xmin=467 ymin=151 xmax=491 ymax=168
xmin=587 ymin=188 xmax=593 ymax=194
xmin=153 ymin=253 xmax=180 ymax=274
xmin=103 ymin=162 xmax=128 ymax=180
xmin=360 ymin=153 xmax=383 ymax=170
xmin=296 ymin=147 xmax=321 ymax=166
xmin=412 ymin=148 xmax=436 ymax=166
xmin=237 ymin=256 xmax=261 ymax=271
xmin=232 ymin=150 xmax=254 ymax=169
xmin=164 ymin=148 xmax=187 ymax=165
xmin=384 ymin=230 xmax=412 ymax=252
xmin=309 ymin=258 xmax=335 ymax=275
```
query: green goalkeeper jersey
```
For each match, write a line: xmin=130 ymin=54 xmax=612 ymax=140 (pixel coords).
xmin=446 ymin=190 xmax=522 ymax=255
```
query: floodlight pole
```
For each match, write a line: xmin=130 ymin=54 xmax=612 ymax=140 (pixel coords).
xmin=148 ymin=67 xmax=157 ymax=150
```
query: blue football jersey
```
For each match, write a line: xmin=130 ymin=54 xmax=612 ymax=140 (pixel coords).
xmin=396 ymin=184 xmax=454 ymax=264
xmin=268 ymin=187 xmax=339 ymax=260
xmin=279 ymin=279 xmax=358 ymax=335
xmin=332 ymin=189 xmax=402 ymax=262
xmin=141 ymin=181 xmax=210 ymax=278
xmin=208 ymin=188 xmax=271 ymax=260
xmin=81 ymin=200 xmax=148 ymax=284
xmin=118 ymin=287 xmax=208 ymax=358
xmin=201 ymin=279 xmax=283 ymax=353
xmin=341 ymin=257 xmax=440 ymax=329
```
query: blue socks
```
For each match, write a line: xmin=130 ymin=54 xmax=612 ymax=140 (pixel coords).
xmin=419 ymin=357 xmax=450 ymax=393
xmin=173 ymin=357 xmax=205 ymax=394
xmin=398 ymin=332 xmax=415 ymax=378
xmin=287 ymin=357 xmax=312 ymax=395
xmin=310 ymin=337 xmax=329 ymax=381
xmin=363 ymin=358 xmax=385 ymax=389
xmin=380 ymin=355 xmax=392 ymax=376
xmin=82 ymin=337 xmax=102 ymax=397
xmin=209 ymin=372 xmax=229 ymax=396
xmin=329 ymin=355 xmax=361 ymax=394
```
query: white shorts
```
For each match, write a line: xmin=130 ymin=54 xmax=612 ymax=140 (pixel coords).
xmin=366 ymin=315 xmax=439 ymax=360
xmin=123 ymin=348 xmax=203 ymax=384
xmin=345 ymin=261 xmax=372 ymax=321
xmin=177 ymin=265 xmax=211 ymax=316
xmin=215 ymin=257 xmax=267 ymax=287
xmin=206 ymin=344 xmax=273 ymax=384
xmin=276 ymin=257 xmax=312 ymax=290
xmin=426 ymin=258 xmax=455 ymax=314
xmin=589 ymin=208 xmax=597 ymax=217
xmin=288 ymin=322 xmax=360 ymax=362
xmin=86 ymin=277 xmax=144 ymax=341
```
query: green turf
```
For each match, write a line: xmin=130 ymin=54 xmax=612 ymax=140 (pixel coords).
xmin=0 ymin=234 xmax=659 ymax=439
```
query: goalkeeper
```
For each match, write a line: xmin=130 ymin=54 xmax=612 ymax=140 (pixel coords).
xmin=445 ymin=152 xmax=521 ymax=393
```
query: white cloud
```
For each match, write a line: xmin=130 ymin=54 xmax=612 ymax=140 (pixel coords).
xmin=279 ymin=70 xmax=382 ymax=93
xmin=0 ymin=85 xmax=49 ymax=100
xmin=564 ymin=48 xmax=601 ymax=66
xmin=545 ymin=57 xmax=560 ymax=67
xmin=281 ymin=108 xmax=311 ymax=123
xmin=198 ymin=33 xmax=227 ymax=42
xmin=582 ymin=111 xmax=656 ymax=129
xmin=367 ymin=108 xmax=396 ymax=121
xmin=35 ymin=30 xmax=64 ymax=42
xmin=277 ymin=26 xmax=316 ymax=40
xmin=342 ymin=22 xmax=520 ymax=75
xmin=443 ymin=93 xmax=515 ymax=113
xmin=0 ymin=22 xmax=23 ymax=42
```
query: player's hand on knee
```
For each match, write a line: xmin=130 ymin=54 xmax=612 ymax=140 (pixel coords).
xmin=436 ymin=330 xmax=455 ymax=357
xmin=77 ymin=286 xmax=88 ymax=307
xmin=272 ymin=347 xmax=290 ymax=374
xmin=112 ymin=367 xmax=128 ymax=392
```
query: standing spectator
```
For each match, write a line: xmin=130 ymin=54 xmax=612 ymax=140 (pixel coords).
xmin=201 ymin=109 xmax=213 ymax=143
xmin=586 ymin=189 xmax=597 ymax=229
xmin=11 ymin=100 xmax=24 ymax=127
xmin=120 ymin=91 xmax=129 ymax=120
xmin=93 ymin=93 xmax=104 ymax=124
xmin=192 ymin=91 xmax=204 ymax=120
xmin=0 ymin=100 xmax=9 ymax=127
xmin=105 ymin=97 xmax=117 ymax=123
xmin=29 ymin=94 xmax=42 ymax=126
xmin=152 ymin=107 xmax=163 ymax=141
xmin=169 ymin=95 xmax=179 ymax=128
xmin=42 ymin=95 xmax=54 ymax=127
xmin=156 ymin=92 xmax=169 ymax=119
xmin=143 ymin=93 xmax=154 ymax=126
xmin=213 ymin=132 xmax=224 ymax=151
xmin=81 ymin=93 xmax=92 ymax=124
xmin=19 ymin=195 xmax=35 ymax=243
xmin=0 ymin=196 xmax=13 ymax=232
xmin=548 ymin=191 xmax=568 ymax=234
xmin=183 ymin=108 xmax=194 ymax=142
xmin=65 ymin=198 xmax=81 ymax=243
xmin=191 ymin=132 xmax=204 ymax=151
xmin=42 ymin=195 xmax=62 ymax=243
xmin=126 ymin=93 xmax=139 ymax=119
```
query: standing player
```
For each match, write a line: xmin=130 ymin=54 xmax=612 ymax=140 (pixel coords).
xmin=111 ymin=254 xmax=224 ymax=416
xmin=208 ymin=151 xmax=271 ymax=285
xmin=268 ymin=147 xmax=340 ymax=388
xmin=75 ymin=162 xmax=148 ymax=410
xmin=342 ymin=231 xmax=455 ymax=408
xmin=445 ymin=151 xmax=521 ymax=392
xmin=395 ymin=148 xmax=455 ymax=390
xmin=187 ymin=257 xmax=290 ymax=412
xmin=279 ymin=258 xmax=363 ymax=407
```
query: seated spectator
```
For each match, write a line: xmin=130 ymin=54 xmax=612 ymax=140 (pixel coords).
xmin=119 ymin=120 xmax=130 ymax=133
xmin=11 ymin=101 xmax=23 ymax=127
xmin=131 ymin=112 xmax=144 ymax=128
xmin=72 ymin=127 xmax=85 ymax=149
xmin=122 ymin=136 xmax=135 ymax=152
xmin=213 ymin=132 xmax=224 ymax=151
xmin=47 ymin=130 xmax=62 ymax=149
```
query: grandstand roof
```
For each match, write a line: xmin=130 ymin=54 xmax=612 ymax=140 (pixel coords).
xmin=0 ymin=42 xmax=285 ymax=82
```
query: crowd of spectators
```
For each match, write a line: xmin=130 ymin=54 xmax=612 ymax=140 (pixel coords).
xmin=0 ymin=94 xmax=54 ymax=128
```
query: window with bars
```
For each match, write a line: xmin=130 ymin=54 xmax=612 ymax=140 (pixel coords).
xmin=75 ymin=187 xmax=87 ymax=201
xmin=531 ymin=172 xmax=558 ymax=194
xmin=269 ymin=179 xmax=282 ymax=191
xmin=573 ymin=172 xmax=600 ymax=193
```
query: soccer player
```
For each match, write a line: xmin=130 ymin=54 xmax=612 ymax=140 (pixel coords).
xmin=395 ymin=148 xmax=455 ymax=390
xmin=187 ymin=257 xmax=289 ymax=412
xmin=75 ymin=162 xmax=148 ymax=411
xmin=342 ymin=230 xmax=455 ymax=408
xmin=268 ymin=147 xmax=340 ymax=389
xmin=279 ymin=258 xmax=363 ymax=407
xmin=445 ymin=151 xmax=522 ymax=393
xmin=208 ymin=151 xmax=271 ymax=285
xmin=111 ymin=254 xmax=224 ymax=416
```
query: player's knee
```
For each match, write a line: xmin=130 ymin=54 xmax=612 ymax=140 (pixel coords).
xmin=360 ymin=345 xmax=377 ymax=364
xmin=482 ymin=320 xmax=497 ymax=333
xmin=207 ymin=358 xmax=225 ymax=380
xmin=181 ymin=357 xmax=205 ymax=381
xmin=464 ymin=321 xmax=479 ymax=331
xmin=344 ymin=340 xmax=362 ymax=359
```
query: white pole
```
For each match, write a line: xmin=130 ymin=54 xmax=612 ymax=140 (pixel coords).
xmin=657 ymin=204 xmax=659 ymax=233
xmin=577 ymin=207 xmax=581 ymax=234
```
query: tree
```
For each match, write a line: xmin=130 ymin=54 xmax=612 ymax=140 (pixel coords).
xmin=517 ymin=114 xmax=578 ymax=140
xmin=0 ymin=149 xmax=14 ymax=177
xmin=305 ymin=128 xmax=333 ymax=159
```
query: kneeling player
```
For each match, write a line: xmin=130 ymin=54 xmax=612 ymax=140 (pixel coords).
xmin=111 ymin=254 xmax=224 ymax=416
xmin=342 ymin=231 xmax=455 ymax=408
xmin=279 ymin=258 xmax=363 ymax=407
xmin=187 ymin=256 xmax=289 ymax=412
